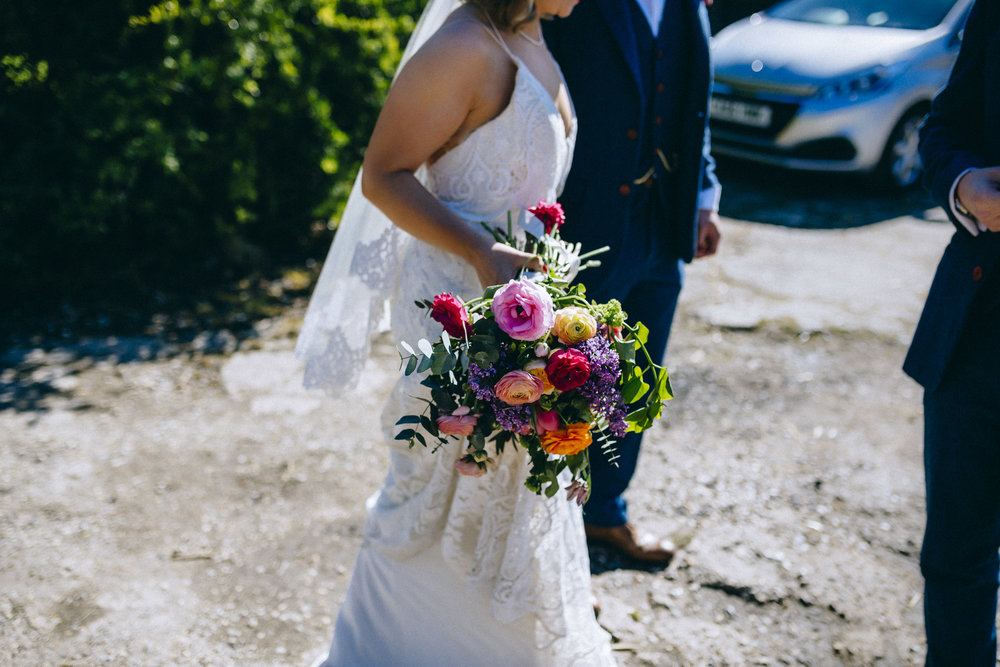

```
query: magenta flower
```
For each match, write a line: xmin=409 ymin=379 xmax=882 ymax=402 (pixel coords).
xmin=491 ymin=279 xmax=554 ymax=341
xmin=430 ymin=292 xmax=470 ymax=338
xmin=535 ymin=408 xmax=560 ymax=433
xmin=528 ymin=200 xmax=566 ymax=235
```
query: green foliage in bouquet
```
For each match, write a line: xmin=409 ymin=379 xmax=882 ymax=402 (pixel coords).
xmin=392 ymin=232 xmax=674 ymax=500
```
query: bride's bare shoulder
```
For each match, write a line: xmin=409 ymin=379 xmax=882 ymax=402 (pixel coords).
xmin=406 ymin=6 xmax=509 ymax=75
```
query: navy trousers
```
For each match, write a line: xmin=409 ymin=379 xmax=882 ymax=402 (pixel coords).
xmin=581 ymin=195 xmax=683 ymax=527
xmin=920 ymin=297 xmax=1000 ymax=665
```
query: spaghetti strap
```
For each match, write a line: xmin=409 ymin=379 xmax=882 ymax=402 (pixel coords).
xmin=478 ymin=13 xmax=518 ymax=61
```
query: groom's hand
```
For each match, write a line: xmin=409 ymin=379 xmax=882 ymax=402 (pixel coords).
xmin=695 ymin=209 xmax=721 ymax=258
xmin=956 ymin=167 xmax=1000 ymax=232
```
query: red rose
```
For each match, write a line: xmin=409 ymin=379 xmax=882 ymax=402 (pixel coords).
xmin=430 ymin=293 xmax=470 ymax=338
xmin=545 ymin=348 xmax=591 ymax=391
xmin=528 ymin=200 xmax=566 ymax=235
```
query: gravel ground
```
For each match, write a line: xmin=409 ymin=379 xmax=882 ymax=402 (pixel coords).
xmin=2 ymin=166 xmax=986 ymax=666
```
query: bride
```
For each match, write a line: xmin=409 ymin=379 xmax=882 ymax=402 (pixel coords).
xmin=296 ymin=0 xmax=614 ymax=664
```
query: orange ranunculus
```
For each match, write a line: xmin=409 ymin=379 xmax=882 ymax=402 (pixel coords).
xmin=540 ymin=422 xmax=593 ymax=456
xmin=523 ymin=360 xmax=554 ymax=394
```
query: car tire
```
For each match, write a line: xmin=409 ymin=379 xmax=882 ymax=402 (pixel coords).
xmin=875 ymin=107 xmax=927 ymax=190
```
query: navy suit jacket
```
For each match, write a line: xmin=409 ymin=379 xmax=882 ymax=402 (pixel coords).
xmin=543 ymin=0 xmax=718 ymax=267
xmin=904 ymin=0 xmax=1000 ymax=391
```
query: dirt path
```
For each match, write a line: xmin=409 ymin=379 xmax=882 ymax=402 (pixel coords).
xmin=1 ymin=177 xmax=966 ymax=665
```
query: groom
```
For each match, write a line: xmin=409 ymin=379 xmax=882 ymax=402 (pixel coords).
xmin=544 ymin=0 xmax=721 ymax=563
xmin=904 ymin=0 xmax=1000 ymax=662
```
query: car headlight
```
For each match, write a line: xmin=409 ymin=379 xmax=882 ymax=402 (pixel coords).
xmin=816 ymin=65 xmax=892 ymax=100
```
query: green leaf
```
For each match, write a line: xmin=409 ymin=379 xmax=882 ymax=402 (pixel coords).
xmin=656 ymin=369 xmax=674 ymax=401
xmin=620 ymin=373 xmax=649 ymax=404
xmin=614 ymin=338 xmax=636 ymax=364
xmin=394 ymin=429 xmax=416 ymax=441
xmin=420 ymin=415 xmax=437 ymax=435
xmin=633 ymin=322 xmax=649 ymax=346
xmin=404 ymin=355 xmax=419 ymax=376
xmin=469 ymin=432 xmax=485 ymax=450
xmin=395 ymin=415 xmax=421 ymax=425
xmin=431 ymin=348 xmax=448 ymax=374
xmin=417 ymin=355 xmax=433 ymax=374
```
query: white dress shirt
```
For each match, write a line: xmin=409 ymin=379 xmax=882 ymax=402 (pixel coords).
xmin=634 ymin=0 xmax=665 ymax=36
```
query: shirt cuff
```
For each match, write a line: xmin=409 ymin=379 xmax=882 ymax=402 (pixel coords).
xmin=698 ymin=185 xmax=721 ymax=212
xmin=949 ymin=168 xmax=987 ymax=236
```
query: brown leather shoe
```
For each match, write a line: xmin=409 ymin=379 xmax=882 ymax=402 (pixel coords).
xmin=585 ymin=522 xmax=676 ymax=565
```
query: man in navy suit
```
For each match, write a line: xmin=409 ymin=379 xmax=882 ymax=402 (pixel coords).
xmin=904 ymin=0 xmax=1000 ymax=662
xmin=544 ymin=0 xmax=721 ymax=563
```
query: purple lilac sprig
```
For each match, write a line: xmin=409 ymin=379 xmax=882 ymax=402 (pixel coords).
xmin=576 ymin=335 xmax=629 ymax=437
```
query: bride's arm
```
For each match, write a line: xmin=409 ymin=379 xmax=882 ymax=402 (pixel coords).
xmin=360 ymin=20 xmax=541 ymax=288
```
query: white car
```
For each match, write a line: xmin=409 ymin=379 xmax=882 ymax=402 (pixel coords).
xmin=709 ymin=0 xmax=973 ymax=188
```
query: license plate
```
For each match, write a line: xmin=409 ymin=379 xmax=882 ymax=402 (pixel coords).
xmin=710 ymin=97 xmax=773 ymax=128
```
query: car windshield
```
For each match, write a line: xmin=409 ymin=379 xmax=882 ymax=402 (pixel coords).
xmin=767 ymin=0 xmax=956 ymax=30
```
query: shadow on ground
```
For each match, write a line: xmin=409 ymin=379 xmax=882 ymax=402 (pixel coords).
xmin=715 ymin=156 xmax=943 ymax=229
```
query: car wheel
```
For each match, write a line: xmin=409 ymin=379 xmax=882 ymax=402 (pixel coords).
xmin=876 ymin=108 xmax=926 ymax=190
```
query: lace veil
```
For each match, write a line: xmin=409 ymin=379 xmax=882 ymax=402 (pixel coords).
xmin=295 ymin=0 xmax=462 ymax=395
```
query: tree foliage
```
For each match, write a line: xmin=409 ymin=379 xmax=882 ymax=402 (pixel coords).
xmin=1 ymin=0 xmax=422 ymax=307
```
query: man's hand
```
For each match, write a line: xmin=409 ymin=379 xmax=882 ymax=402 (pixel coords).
xmin=956 ymin=167 xmax=1000 ymax=232
xmin=695 ymin=209 xmax=721 ymax=258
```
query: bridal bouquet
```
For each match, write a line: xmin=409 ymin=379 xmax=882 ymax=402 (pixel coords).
xmin=395 ymin=201 xmax=673 ymax=501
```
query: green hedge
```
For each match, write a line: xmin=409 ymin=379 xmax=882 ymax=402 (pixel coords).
xmin=1 ymin=0 xmax=423 ymax=308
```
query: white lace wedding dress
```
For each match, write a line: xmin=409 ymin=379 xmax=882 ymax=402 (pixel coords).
xmin=301 ymin=17 xmax=615 ymax=667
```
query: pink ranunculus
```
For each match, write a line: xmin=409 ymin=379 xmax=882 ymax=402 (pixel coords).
xmin=455 ymin=446 xmax=494 ymax=477
xmin=494 ymin=370 xmax=544 ymax=405
xmin=535 ymin=408 xmax=560 ymax=433
xmin=545 ymin=348 xmax=591 ymax=391
xmin=455 ymin=458 xmax=488 ymax=477
xmin=436 ymin=408 xmax=478 ymax=436
xmin=430 ymin=292 xmax=470 ymax=338
xmin=528 ymin=200 xmax=566 ymax=235
xmin=491 ymin=279 xmax=554 ymax=341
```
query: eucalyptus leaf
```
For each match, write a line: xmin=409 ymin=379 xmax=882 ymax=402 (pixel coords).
xmin=417 ymin=338 xmax=434 ymax=357
xmin=404 ymin=355 xmax=419 ymax=376
xmin=417 ymin=355 xmax=433 ymax=374
xmin=431 ymin=349 xmax=448 ymax=375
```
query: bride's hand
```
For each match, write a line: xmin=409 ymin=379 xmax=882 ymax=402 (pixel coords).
xmin=471 ymin=242 xmax=545 ymax=289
